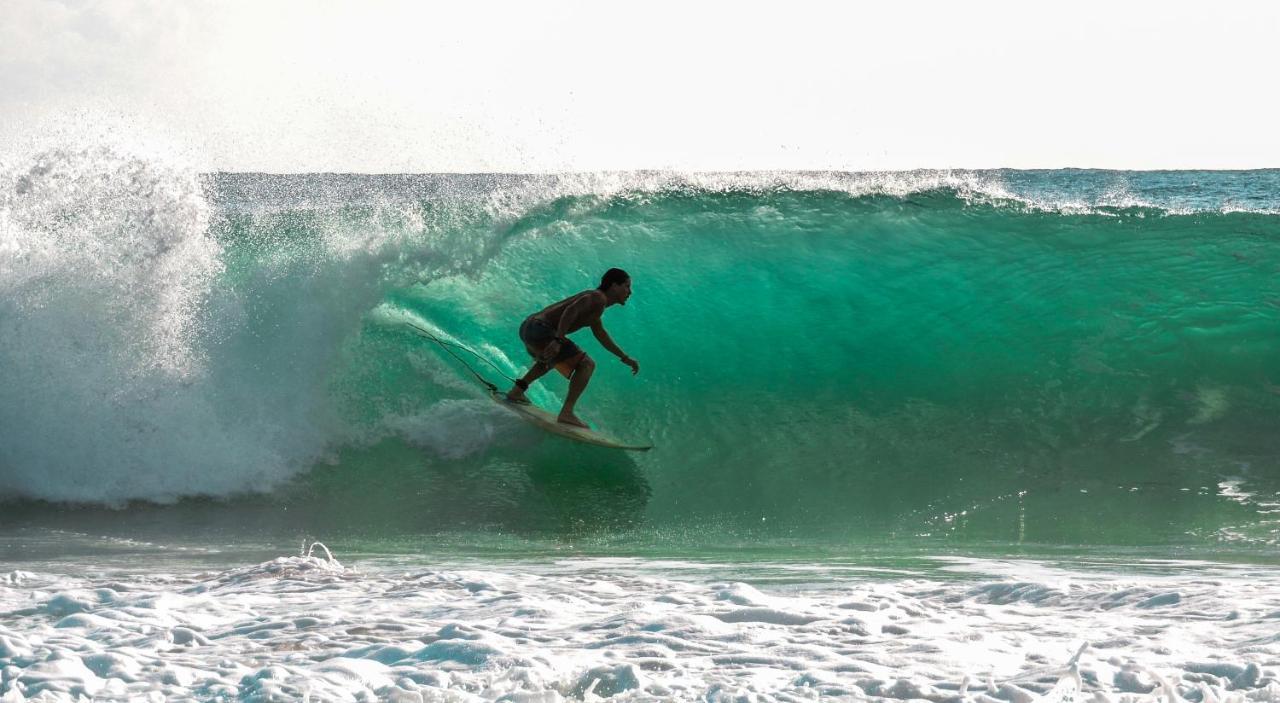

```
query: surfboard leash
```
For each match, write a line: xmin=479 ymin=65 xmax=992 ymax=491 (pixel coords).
xmin=403 ymin=321 xmax=515 ymax=394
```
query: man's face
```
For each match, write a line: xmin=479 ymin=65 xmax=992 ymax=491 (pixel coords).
xmin=615 ymin=278 xmax=632 ymax=305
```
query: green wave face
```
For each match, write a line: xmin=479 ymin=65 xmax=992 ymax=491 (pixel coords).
xmin=309 ymin=184 xmax=1280 ymax=546
xmin=7 ymin=162 xmax=1280 ymax=549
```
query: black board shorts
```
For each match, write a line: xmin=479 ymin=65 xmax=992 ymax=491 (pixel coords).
xmin=519 ymin=316 xmax=582 ymax=365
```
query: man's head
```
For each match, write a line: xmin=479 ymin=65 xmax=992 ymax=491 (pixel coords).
xmin=599 ymin=267 xmax=632 ymax=305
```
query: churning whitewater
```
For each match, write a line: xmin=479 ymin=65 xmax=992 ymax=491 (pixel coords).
xmin=1 ymin=551 xmax=1278 ymax=702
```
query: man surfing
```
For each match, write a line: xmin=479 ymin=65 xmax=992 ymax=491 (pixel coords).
xmin=505 ymin=268 xmax=640 ymax=428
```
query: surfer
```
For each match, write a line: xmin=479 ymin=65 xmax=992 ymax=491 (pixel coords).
xmin=505 ymin=268 xmax=640 ymax=427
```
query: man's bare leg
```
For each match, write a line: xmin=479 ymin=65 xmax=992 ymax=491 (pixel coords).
xmin=558 ymin=355 xmax=595 ymax=428
xmin=507 ymin=362 xmax=551 ymax=403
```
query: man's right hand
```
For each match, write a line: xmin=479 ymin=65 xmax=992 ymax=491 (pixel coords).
xmin=622 ymin=356 xmax=640 ymax=375
xmin=539 ymin=340 xmax=562 ymax=363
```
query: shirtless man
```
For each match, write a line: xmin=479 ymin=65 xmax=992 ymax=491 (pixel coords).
xmin=505 ymin=268 xmax=640 ymax=427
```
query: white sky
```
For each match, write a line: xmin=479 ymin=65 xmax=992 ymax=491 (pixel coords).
xmin=2 ymin=0 xmax=1278 ymax=172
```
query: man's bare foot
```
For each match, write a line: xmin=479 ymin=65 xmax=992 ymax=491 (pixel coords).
xmin=557 ymin=412 xmax=589 ymax=428
xmin=505 ymin=388 xmax=530 ymax=405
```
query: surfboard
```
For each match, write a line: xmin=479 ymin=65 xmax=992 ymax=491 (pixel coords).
xmin=489 ymin=390 xmax=653 ymax=452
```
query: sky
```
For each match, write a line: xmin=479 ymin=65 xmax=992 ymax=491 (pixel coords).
xmin=2 ymin=0 xmax=1279 ymax=173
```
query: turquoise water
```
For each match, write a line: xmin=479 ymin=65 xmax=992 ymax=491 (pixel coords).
xmin=3 ymin=155 xmax=1279 ymax=554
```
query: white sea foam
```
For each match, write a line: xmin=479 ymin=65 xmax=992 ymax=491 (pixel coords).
xmin=1 ymin=554 xmax=1277 ymax=702
xmin=0 ymin=148 xmax=355 ymax=504
xmin=0 ymin=146 xmax=220 ymax=375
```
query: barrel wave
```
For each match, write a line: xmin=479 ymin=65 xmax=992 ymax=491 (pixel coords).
xmin=3 ymin=150 xmax=1279 ymax=547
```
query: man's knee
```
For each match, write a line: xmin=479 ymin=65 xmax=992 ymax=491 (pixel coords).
xmin=576 ymin=355 xmax=595 ymax=373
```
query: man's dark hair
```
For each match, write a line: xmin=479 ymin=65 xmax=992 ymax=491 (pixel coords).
xmin=599 ymin=268 xmax=630 ymax=290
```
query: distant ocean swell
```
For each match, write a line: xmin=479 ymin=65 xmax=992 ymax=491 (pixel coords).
xmin=2 ymin=148 xmax=1278 ymax=545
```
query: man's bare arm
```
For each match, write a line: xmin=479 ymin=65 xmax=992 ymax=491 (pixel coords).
xmin=590 ymin=320 xmax=627 ymax=359
xmin=592 ymin=320 xmax=640 ymax=375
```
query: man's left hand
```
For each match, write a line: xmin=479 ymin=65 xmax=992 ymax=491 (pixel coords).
xmin=622 ymin=356 xmax=640 ymax=375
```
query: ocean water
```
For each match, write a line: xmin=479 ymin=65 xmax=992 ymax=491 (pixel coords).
xmin=2 ymin=148 xmax=1279 ymax=701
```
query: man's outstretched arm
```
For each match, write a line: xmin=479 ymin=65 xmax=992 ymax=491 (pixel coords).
xmin=591 ymin=321 xmax=639 ymax=375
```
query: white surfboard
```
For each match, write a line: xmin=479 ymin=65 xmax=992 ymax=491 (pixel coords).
xmin=490 ymin=390 xmax=653 ymax=452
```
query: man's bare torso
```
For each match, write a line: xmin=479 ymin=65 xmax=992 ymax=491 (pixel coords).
xmin=532 ymin=290 xmax=605 ymax=334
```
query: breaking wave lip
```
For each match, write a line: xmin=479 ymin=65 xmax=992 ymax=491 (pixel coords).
xmin=537 ymin=169 xmax=1280 ymax=216
xmin=211 ymin=168 xmax=1280 ymax=222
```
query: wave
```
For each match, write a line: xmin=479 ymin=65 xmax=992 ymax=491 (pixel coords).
xmin=3 ymin=148 xmax=1279 ymax=545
